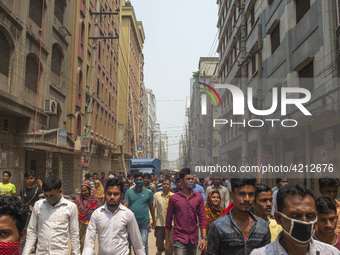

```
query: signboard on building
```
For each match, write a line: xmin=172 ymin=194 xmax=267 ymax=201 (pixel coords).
xmin=137 ymin=143 xmax=143 ymax=152
xmin=81 ymin=137 xmax=90 ymax=148
xmin=57 ymin=129 xmax=67 ymax=147
xmin=79 ymin=151 xmax=90 ymax=167
xmin=199 ymin=140 xmax=205 ymax=149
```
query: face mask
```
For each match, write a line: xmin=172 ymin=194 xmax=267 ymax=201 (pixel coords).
xmin=0 ymin=241 xmax=21 ymax=254
xmin=82 ymin=193 xmax=90 ymax=199
xmin=281 ymin=182 xmax=288 ymax=186
xmin=159 ymin=178 xmax=164 ymax=182
xmin=186 ymin=180 xmax=195 ymax=189
xmin=135 ymin=180 xmax=143 ymax=188
xmin=278 ymin=212 xmax=317 ymax=244
xmin=128 ymin=179 xmax=134 ymax=184
xmin=46 ymin=195 xmax=60 ymax=205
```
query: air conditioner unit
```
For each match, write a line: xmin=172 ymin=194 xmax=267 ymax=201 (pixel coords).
xmin=44 ymin=100 xmax=57 ymax=115
xmin=90 ymin=145 xmax=97 ymax=154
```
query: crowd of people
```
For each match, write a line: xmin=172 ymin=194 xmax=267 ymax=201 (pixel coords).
xmin=1 ymin=169 xmax=340 ymax=254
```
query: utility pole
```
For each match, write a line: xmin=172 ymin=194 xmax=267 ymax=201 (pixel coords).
xmin=257 ymin=24 xmax=263 ymax=182
xmin=240 ymin=0 xmax=249 ymax=166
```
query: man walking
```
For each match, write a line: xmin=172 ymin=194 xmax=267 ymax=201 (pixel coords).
xmin=23 ymin=175 xmax=80 ymax=255
xmin=206 ymin=178 xmax=270 ymax=255
xmin=251 ymin=184 xmax=339 ymax=254
xmin=0 ymin=196 xmax=29 ymax=255
xmin=0 ymin=170 xmax=16 ymax=196
xmin=154 ymin=178 xmax=173 ymax=255
xmin=124 ymin=172 xmax=155 ymax=255
xmin=206 ymin=178 xmax=230 ymax=208
xmin=253 ymin=184 xmax=282 ymax=242
xmin=165 ymin=168 xmax=208 ymax=255
xmin=143 ymin=173 xmax=156 ymax=194
xmin=319 ymin=177 xmax=340 ymax=234
xmin=83 ymin=178 xmax=145 ymax=255
xmin=20 ymin=170 xmax=44 ymax=211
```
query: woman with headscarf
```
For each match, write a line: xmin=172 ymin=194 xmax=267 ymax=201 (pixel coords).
xmin=93 ymin=179 xmax=105 ymax=205
xmin=202 ymin=190 xmax=225 ymax=255
xmin=74 ymin=182 xmax=101 ymax=252
xmin=205 ymin=190 xmax=224 ymax=224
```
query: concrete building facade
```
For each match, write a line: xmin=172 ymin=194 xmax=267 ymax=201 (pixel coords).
xmin=0 ymin=0 xmax=74 ymax=192
xmin=216 ymin=0 xmax=340 ymax=189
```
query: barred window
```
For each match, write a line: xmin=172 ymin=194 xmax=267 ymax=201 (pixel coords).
xmin=296 ymin=0 xmax=310 ymax=23
xmin=29 ymin=0 xmax=44 ymax=27
xmin=251 ymin=55 xmax=256 ymax=74
xmin=271 ymin=24 xmax=280 ymax=53
xmin=51 ymin=44 xmax=62 ymax=76
xmin=0 ymin=31 xmax=10 ymax=77
xmin=25 ymin=54 xmax=39 ymax=92
xmin=299 ymin=61 xmax=314 ymax=92
xmin=54 ymin=0 xmax=65 ymax=24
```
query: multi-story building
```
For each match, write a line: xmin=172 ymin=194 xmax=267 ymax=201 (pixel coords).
xmin=113 ymin=0 xmax=145 ymax=169
xmin=146 ymin=89 xmax=156 ymax=157
xmin=0 ymin=0 xmax=74 ymax=191
xmin=140 ymin=82 xmax=148 ymax=157
xmin=160 ymin=133 xmax=168 ymax=169
xmin=216 ymin=0 xmax=340 ymax=189
xmin=189 ymin=57 xmax=219 ymax=169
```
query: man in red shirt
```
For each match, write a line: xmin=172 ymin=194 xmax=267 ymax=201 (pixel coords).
xmin=165 ymin=168 xmax=208 ymax=255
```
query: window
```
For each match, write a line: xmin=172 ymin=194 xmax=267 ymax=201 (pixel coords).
xmin=250 ymin=6 xmax=255 ymax=27
xmin=75 ymin=112 xmax=81 ymax=137
xmin=299 ymin=61 xmax=314 ymax=92
xmin=296 ymin=0 xmax=310 ymax=23
xmin=0 ymin=31 xmax=10 ymax=77
xmin=2 ymin=119 xmax=9 ymax=132
xmin=271 ymin=24 xmax=280 ymax=53
xmin=25 ymin=54 xmax=39 ymax=92
xmin=54 ymin=0 xmax=65 ymax=24
xmin=251 ymin=54 xmax=256 ymax=74
xmin=51 ymin=44 xmax=63 ymax=76
xmin=29 ymin=0 xmax=44 ymax=27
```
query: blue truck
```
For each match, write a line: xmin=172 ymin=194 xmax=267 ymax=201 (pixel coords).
xmin=128 ymin=158 xmax=161 ymax=175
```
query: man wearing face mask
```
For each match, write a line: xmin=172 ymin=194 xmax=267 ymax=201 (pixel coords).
xmin=165 ymin=168 xmax=208 ymax=255
xmin=157 ymin=172 xmax=165 ymax=192
xmin=23 ymin=175 xmax=80 ymax=255
xmin=124 ymin=172 xmax=155 ymax=255
xmin=271 ymin=176 xmax=288 ymax=216
xmin=127 ymin=173 xmax=136 ymax=189
xmin=250 ymin=184 xmax=339 ymax=255
xmin=0 ymin=196 xmax=29 ymax=255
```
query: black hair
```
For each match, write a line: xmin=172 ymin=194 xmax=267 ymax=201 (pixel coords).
xmin=85 ymin=173 xmax=91 ymax=179
xmin=42 ymin=175 xmax=62 ymax=192
xmin=3 ymin=170 xmax=11 ymax=177
xmin=36 ymin=176 xmax=43 ymax=181
xmin=275 ymin=178 xmax=282 ymax=185
xmin=209 ymin=189 xmax=221 ymax=199
xmin=105 ymin=178 xmax=123 ymax=193
xmin=134 ymin=172 xmax=143 ymax=179
xmin=0 ymin=196 xmax=30 ymax=233
xmin=175 ymin=177 xmax=181 ymax=182
xmin=231 ymin=178 xmax=256 ymax=192
xmin=319 ymin=178 xmax=340 ymax=189
xmin=92 ymin=172 xmax=98 ymax=176
xmin=277 ymin=184 xmax=316 ymax=213
xmin=24 ymin=170 xmax=36 ymax=178
xmin=109 ymin=171 xmax=114 ymax=175
xmin=316 ymin=196 xmax=337 ymax=214
xmin=255 ymin=184 xmax=272 ymax=201
xmin=179 ymin=168 xmax=191 ymax=179
xmin=101 ymin=172 xmax=105 ymax=175
xmin=127 ymin=173 xmax=134 ymax=178
xmin=143 ymin=173 xmax=151 ymax=179
xmin=159 ymin=172 xmax=164 ymax=176
xmin=162 ymin=178 xmax=171 ymax=184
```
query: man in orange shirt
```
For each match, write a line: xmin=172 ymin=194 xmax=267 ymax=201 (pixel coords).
xmin=319 ymin=177 xmax=340 ymax=234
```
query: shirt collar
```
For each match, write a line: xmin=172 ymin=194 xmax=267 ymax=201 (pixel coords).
xmin=161 ymin=191 xmax=172 ymax=197
xmin=274 ymin=232 xmax=318 ymax=254
xmin=102 ymin=202 xmax=123 ymax=215
xmin=178 ymin=190 xmax=196 ymax=199
xmin=43 ymin=196 xmax=66 ymax=207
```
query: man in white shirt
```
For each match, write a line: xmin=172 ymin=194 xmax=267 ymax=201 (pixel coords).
xmin=83 ymin=178 xmax=145 ymax=255
xmin=23 ymin=175 xmax=80 ymax=255
xmin=205 ymin=178 xmax=230 ymax=209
